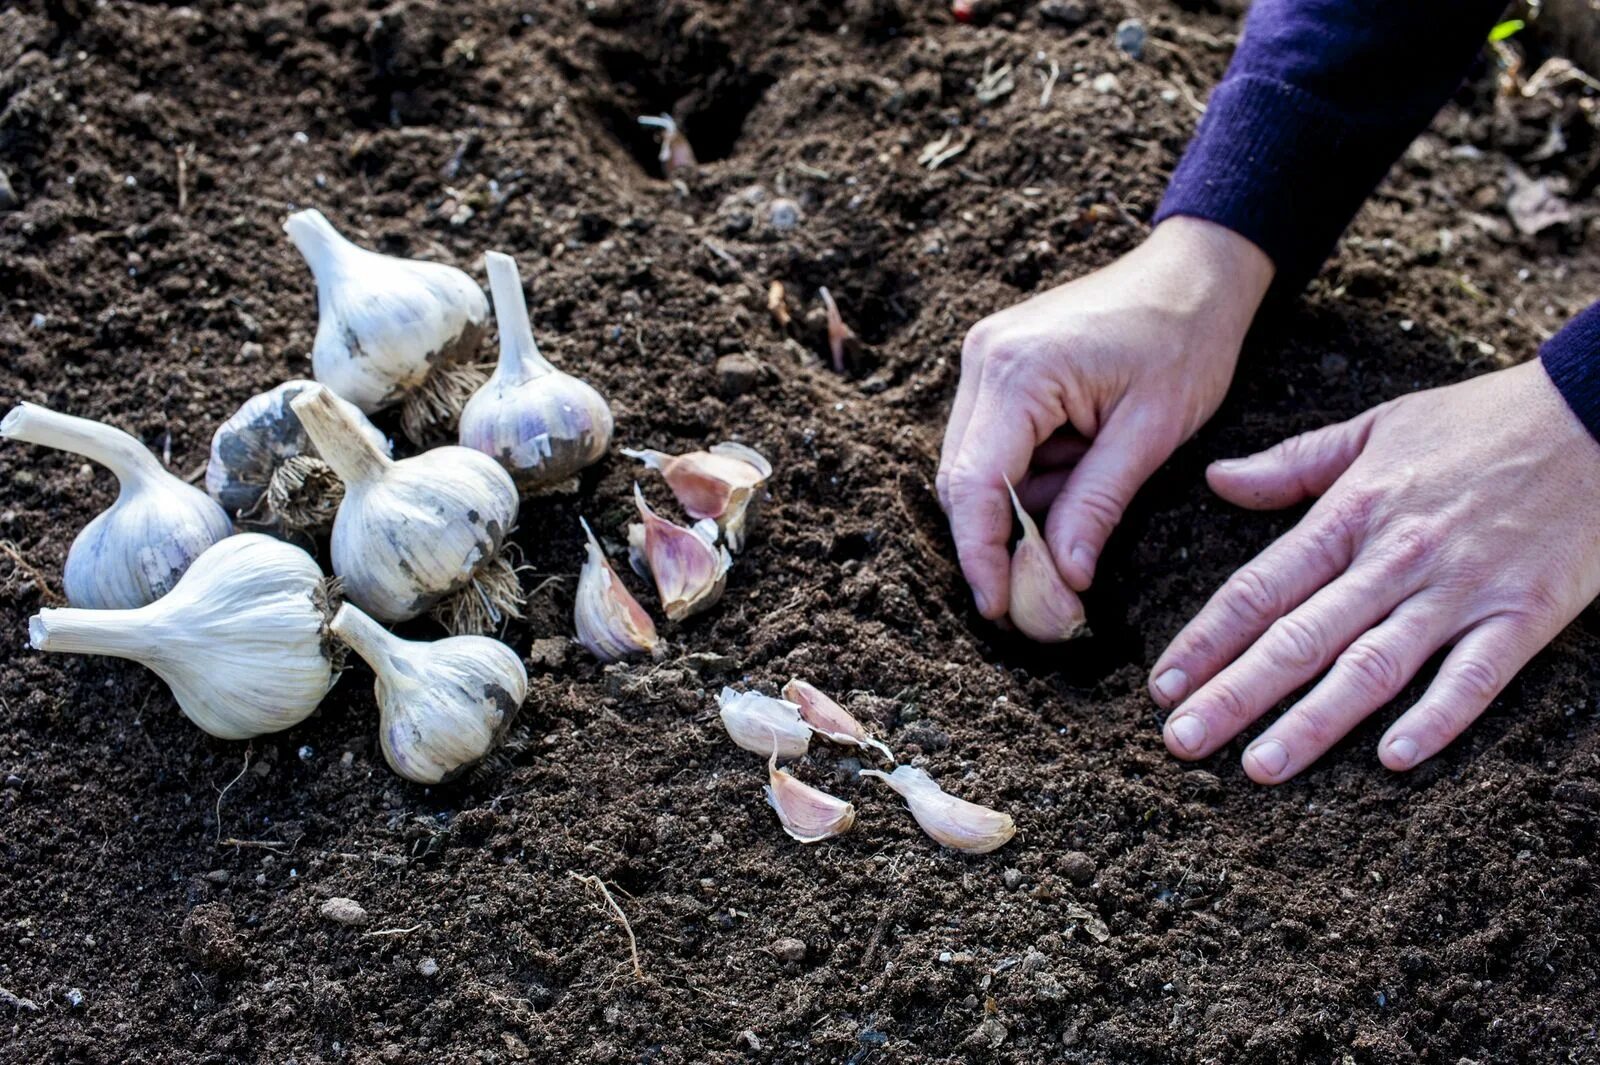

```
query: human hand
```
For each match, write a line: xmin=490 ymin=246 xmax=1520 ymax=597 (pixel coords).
xmin=1151 ymin=359 xmax=1600 ymax=783
xmin=937 ymin=217 xmax=1274 ymax=623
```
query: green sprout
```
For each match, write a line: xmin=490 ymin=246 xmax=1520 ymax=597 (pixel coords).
xmin=1488 ymin=19 xmax=1526 ymax=43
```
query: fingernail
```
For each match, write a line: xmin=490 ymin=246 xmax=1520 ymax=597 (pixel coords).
xmin=1152 ymin=668 xmax=1188 ymax=706
xmin=973 ymin=588 xmax=992 ymax=617
xmin=1167 ymin=713 xmax=1206 ymax=754
xmin=1211 ymin=457 xmax=1246 ymax=471
xmin=1070 ymin=543 xmax=1096 ymax=578
xmin=1386 ymin=735 xmax=1419 ymax=769
xmin=1245 ymin=739 xmax=1289 ymax=779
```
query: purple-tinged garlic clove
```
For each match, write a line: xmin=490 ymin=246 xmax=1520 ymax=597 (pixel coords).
xmin=575 ymin=517 xmax=660 ymax=663
xmin=621 ymin=442 xmax=771 ymax=552
xmin=765 ymin=749 xmax=856 ymax=843
xmin=782 ymin=678 xmax=895 ymax=763
xmin=717 ymin=687 xmax=810 ymax=760
xmin=860 ymin=765 xmax=1015 ymax=854
xmin=1004 ymin=476 xmax=1086 ymax=643
xmin=637 ymin=114 xmax=696 ymax=178
xmin=627 ymin=483 xmax=731 ymax=621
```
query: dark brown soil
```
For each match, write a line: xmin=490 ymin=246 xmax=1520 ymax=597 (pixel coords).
xmin=3 ymin=1 xmax=1598 ymax=1062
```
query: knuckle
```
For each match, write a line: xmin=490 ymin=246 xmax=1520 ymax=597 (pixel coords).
xmin=1451 ymin=654 xmax=1502 ymax=703
xmin=1293 ymin=703 xmax=1341 ymax=749
xmin=1416 ymin=701 xmax=1463 ymax=743
xmin=1338 ymin=639 xmax=1406 ymax=698
xmin=1073 ymin=484 xmax=1126 ymax=531
xmin=1200 ymin=679 xmax=1254 ymax=729
xmin=961 ymin=321 xmax=994 ymax=365
xmin=1376 ymin=522 xmax=1439 ymax=573
xmin=1222 ymin=568 xmax=1281 ymax=627
xmin=1325 ymin=489 xmax=1380 ymax=545
xmin=1501 ymin=581 xmax=1563 ymax=624
xmin=1264 ymin=613 xmax=1325 ymax=669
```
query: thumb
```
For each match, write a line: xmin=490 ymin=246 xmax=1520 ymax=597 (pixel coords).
xmin=1044 ymin=408 xmax=1171 ymax=591
xmin=1208 ymin=406 xmax=1380 ymax=510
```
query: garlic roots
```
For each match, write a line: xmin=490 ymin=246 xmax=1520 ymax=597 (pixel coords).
xmin=1004 ymin=477 xmax=1086 ymax=642
xmin=718 ymin=687 xmax=810 ymax=760
xmin=575 ymin=517 xmax=660 ymax=663
xmin=207 ymin=380 xmax=391 ymax=536
xmin=627 ymin=484 xmax=731 ymax=622
xmin=291 ymin=384 xmax=524 ymax=634
xmin=459 ymin=251 xmax=613 ymax=493
xmin=765 ymin=750 xmax=856 ymax=843
xmin=860 ymin=765 xmax=1016 ymax=854
xmin=330 ymin=603 xmax=526 ymax=784
xmin=2 ymin=402 xmax=232 ymax=609
xmin=622 ymin=442 xmax=771 ymax=552
xmin=782 ymin=678 xmax=894 ymax=763
xmin=284 ymin=208 xmax=490 ymax=444
xmin=638 ymin=114 xmax=696 ymax=177
xmin=28 ymin=534 xmax=337 ymax=739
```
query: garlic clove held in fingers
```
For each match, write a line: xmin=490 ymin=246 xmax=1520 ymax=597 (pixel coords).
xmin=1004 ymin=476 xmax=1086 ymax=643
xmin=860 ymin=765 xmax=1015 ymax=854
xmin=28 ymin=534 xmax=337 ymax=739
xmin=329 ymin=603 xmax=527 ymax=784
xmin=290 ymin=384 xmax=524 ymax=635
xmin=622 ymin=442 xmax=771 ymax=552
xmin=283 ymin=208 xmax=490 ymax=444
xmin=637 ymin=114 xmax=696 ymax=178
xmin=206 ymin=380 xmax=391 ymax=537
xmin=627 ymin=484 xmax=731 ymax=621
xmin=575 ymin=517 xmax=660 ymax=663
xmin=458 ymin=252 xmax=613 ymax=493
xmin=765 ymin=750 xmax=856 ymax=843
xmin=782 ymin=678 xmax=894 ymax=763
xmin=3 ymin=402 xmax=232 ymax=609
xmin=717 ymin=687 xmax=810 ymax=760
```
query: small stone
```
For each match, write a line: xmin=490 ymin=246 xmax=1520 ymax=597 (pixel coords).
xmin=297 ymin=745 xmax=315 ymax=761
xmin=0 ymin=169 xmax=17 ymax=212
xmin=766 ymin=198 xmax=802 ymax=231
xmin=417 ymin=957 xmax=440 ymax=977
xmin=1002 ymin=867 xmax=1024 ymax=891
xmin=715 ymin=353 xmax=763 ymax=398
xmin=1091 ymin=73 xmax=1120 ymax=95
xmin=238 ymin=342 xmax=264 ymax=363
xmin=1037 ymin=0 xmax=1087 ymax=26
xmin=182 ymin=902 xmax=244 ymax=971
xmin=1114 ymin=18 xmax=1146 ymax=60
xmin=340 ymin=751 xmax=355 ymax=768
xmin=3 ymin=774 xmax=21 ymax=790
xmin=527 ymin=636 xmax=569 ymax=670
xmin=963 ymin=1016 xmax=1008 ymax=1050
xmin=1061 ymin=851 xmax=1096 ymax=884
xmin=738 ymin=1030 xmax=763 ymax=1051
xmin=768 ymin=937 xmax=807 ymax=963
xmin=202 ymin=869 xmax=230 ymax=884
xmin=64 ymin=988 xmax=85 ymax=1009
xmin=319 ymin=897 xmax=369 ymax=926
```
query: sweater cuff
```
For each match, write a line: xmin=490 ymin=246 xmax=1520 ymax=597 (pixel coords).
xmin=1540 ymin=302 xmax=1600 ymax=443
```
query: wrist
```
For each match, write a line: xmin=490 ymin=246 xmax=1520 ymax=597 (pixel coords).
xmin=1142 ymin=216 xmax=1275 ymax=339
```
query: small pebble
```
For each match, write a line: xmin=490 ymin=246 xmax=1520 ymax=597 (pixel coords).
xmin=526 ymin=636 xmax=569 ymax=670
xmin=715 ymin=353 xmax=763 ymax=398
xmin=1091 ymin=73 xmax=1120 ymax=95
xmin=340 ymin=751 xmax=354 ymax=768
xmin=738 ymin=1030 xmax=763 ymax=1051
xmin=1061 ymin=851 xmax=1097 ymax=884
xmin=1002 ymin=867 xmax=1024 ymax=891
xmin=766 ymin=198 xmax=802 ymax=231
xmin=1037 ymin=0 xmax=1087 ymax=26
xmin=768 ymin=937 xmax=807 ymax=963
xmin=319 ymin=897 xmax=369 ymax=926
xmin=1115 ymin=18 xmax=1146 ymax=60
xmin=417 ymin=957 xmax=440 ymax=977
xmin=64 ymin=988 xmax=85 ymax=1009
xmin=0 ymin=169 xmax=17 ymax=211
xmin=297 ymin=745 xmax=314 ymax=762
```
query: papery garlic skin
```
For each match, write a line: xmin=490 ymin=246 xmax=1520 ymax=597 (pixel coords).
xmin=206 ymin=380 xmax=391 ymax=535
xmin=284 ymin=209 xmax=489 ymax=442
xmin=628 ymin=484 xmax=731 ymax=621
xmin=291 ymin=385 xmax=523 ymax=633
xmin=2 ymin=403 xmax=233 ymax=609
xmin=638 ymin=114 xmax=696 ymax=177
xmin=860 ymin=765 xmax=1016 ymax=855
xmin=1005 ymin=477 xmax=1086 ymax=643
xmin=765 ymin=750 xmax=856 ymax=843
xmin=459 ymin=252 xmax=613 ymax=493
xmin=717 ymin=687 xmax=810 ymax=760
xmin=622 ymin=442 xmax=771 ymax=552
xmin=782 ymin=678 xmax=894 ymax=763
xmin=330 ymin=604 xmax=526 ymax=784
xmin=575 ymin=517 xmax=660 ymax=663
xmin=28 ymin=534 xmax=336 ymax=739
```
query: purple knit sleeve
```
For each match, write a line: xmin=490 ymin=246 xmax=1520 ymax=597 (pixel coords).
xmin=1541 ymin=303 xmax=1600 ymax=441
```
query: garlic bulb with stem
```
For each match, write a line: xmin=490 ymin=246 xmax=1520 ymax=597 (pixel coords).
xmin=859 ymin=765 xmax=1016 ymax=854
xmin=458 ymin=251 xmax=614 ymax=493
xmin=575 ymin=517 xmax=660 ymax=663
xmin=637 ymin=114 xmax=696 ymax=177
xmin=2 ymin=402 xmax=232 ymax=609
xmin=290 ymin=384 xmax=524 ymax=635
xmin=765 ymin=749 xmax=856 ymax=843
xmin=1004 ymin=476 xmax=1086 ymax=642
xmin=28 ymin=534 xmax=337 ymax=739
xmin=718 ymin=687 xmax=810 ymax=760
xmin=329 ymin=603 xmax=526 ymax=785
xmin=628 ymin=483 xmax=731 ymax=622
xmin=782 ymin=678 xmax=894 ymax=763
xmin=206 ymin=380 xmax=391 ymax=537
xmin=283 ymin=208 xmax=490 ymax=444
xmin=621 ymin=442 xmax=771 ymax=552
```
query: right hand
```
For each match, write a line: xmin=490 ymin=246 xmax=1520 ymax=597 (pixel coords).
xmin=937 ymin=216 xmax=1275 ymax=622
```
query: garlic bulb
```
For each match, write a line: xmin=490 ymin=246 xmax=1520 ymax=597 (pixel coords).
xmin=2 ymin=402 xmax=232 ymax=609
xmin=627 ymin=484 xmax=731 ymax=621
xmin=638 ymin=114 xmax=696 ymax=177
xmin=458 ymin=251 xmax=613 ymax=493
xmin=765 ymin=750 xmax=856 ymax=843
xmin=329 ymin=603 xmax=526 ymax=784
xmin=206 ymin=380 xmax=391 ymax=536
xmin=782 ymin=678 xmax=894 ymax=762
xmin=290 ymin=384 xmax=524 ymax=634
xmin=28 ymin=534 xmax=336 ymax=739
xmin=718 ymin=687 xmax=810 ymax=760
xmin=621 ymin=442 xmax=771 ymax=552
xmin=283 ymin=208 xmax=490 ymax=444
xmin=1005 ymin=477 xmax=1086 ymax=643
xmin=860 ymin=765 xmax=1016 ymax=854
xmin=575 ymin=517 xmax=660 ymax=663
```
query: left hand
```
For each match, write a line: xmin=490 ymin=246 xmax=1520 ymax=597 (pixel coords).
xmin=1149 ymin=359 xmax=1600 ymax=784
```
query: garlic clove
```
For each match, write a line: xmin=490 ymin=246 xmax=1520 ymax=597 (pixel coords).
xmin=767 ymin=280 xmax=791 ymax=328
xmin=330 ymin=603 xmax=527 ymax=784
xmin=765 ymin=749 xmax=856 ymax=843
xmin=28 ymin=534 xmax=337 ymax=739
xmin=206 ymin=380 xmax=391 ymax=536
xmin=859 ymin=765 xmax=1016 ymax=854
xmin=782 ymin=678 xmax=895 ymax=763
xmin=818 ymin=286 xmax=858 ymax=374
xmin=626 ymin=483 xmax=731 ymax=622
xmin=637 ymin=114 xmax=696 ymax=177
xmin=575 ymin=517 xmax=661 ymax=663
xmin=1004 ymin=476 xmax=1087 ymax=643
xmin=621 ymin=442 xmax=772 ymax=552
xmin=717 ymin=687 xmax=810 ymax=760
xmin=3 ymin=402 xmax=233 ymax=609
xmin=459 ymin=252 xmax=614 ymax=494
xmin=283 ymin=208 xmax=490 ymax=444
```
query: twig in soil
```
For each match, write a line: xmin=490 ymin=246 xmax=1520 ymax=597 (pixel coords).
xmin=213 ymin=745 xmax=253 ymax=846
xmin=974 ymin=58 xmax=1015 ymax=104
xmin=364 ymin=924 xmax=424 ymax=937
xmin=917 ymin=132 xmax=971 ymax=171
xmin=1036 ymin=60 xmax=1061 ymax=108
xmin=219 ymin=837 xmax=291 ymax=853
xmin=701 ymin=239 xmax=742 ymax=273
xmin=569 ymin=872 xmax=644 ymax=982
xmin=0 ymin=540 xmax=64 ymax=605
xmin=792 ymin=161 xmax=833 ymax=180
xmin=860 ymin=907 xmax=895 ymax=970
xmin=175 ymin=143 xmax=193 ymax=213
